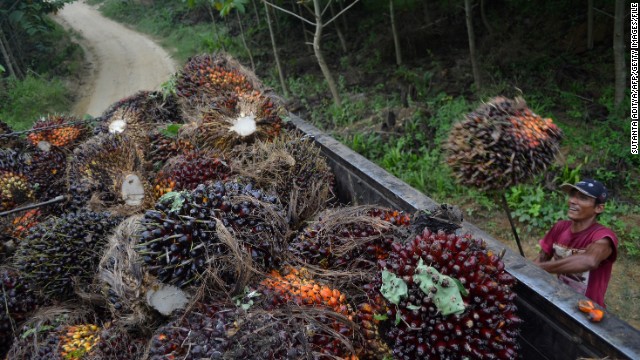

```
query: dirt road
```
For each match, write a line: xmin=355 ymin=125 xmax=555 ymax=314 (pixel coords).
xmin=54 ymin=1 xmax=176 ymax=117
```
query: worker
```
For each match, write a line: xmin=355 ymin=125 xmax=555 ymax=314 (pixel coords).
xmin=534 ymin=179 xmax=618 ymax=308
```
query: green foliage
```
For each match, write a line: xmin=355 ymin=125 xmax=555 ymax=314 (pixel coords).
xmin=0 ymin=75 xmax=70 ymax=130
xmin=506 ymin=184 xmax=565 ymax=234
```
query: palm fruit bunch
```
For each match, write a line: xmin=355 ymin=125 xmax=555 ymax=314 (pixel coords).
xmin=0 ymin=267 xmax=39 ymax=355
xmin=100 ymin=90 xmax=183 ymax=126
xmin=369 ymin=229 xmax=520 ymax=359
xmin=0 ymin=120 xmax=24 ymax=149
xmin=0 ymin=150 xmax=34 ymax=211
xmin=86 ymin=324 xmax=146 ymax=360
xmin=94 ymin=107 xmax=154 ymax=151
xmin=445 ymin=96 xmax=563 ymax=190
xmin=67 ymin=134 xmax=153 ymax=213
xmin=231 ymin=132 xmax=334 ymax=228
xmin=147 ymin=302 xmax=235 ymax=359
xmin=153 ymin=150 xmax=231 ymax=199
xmin=27 ymin=114 xmax=88 ymax=150
xmin=189 ymin=91 xmax=284 ymax=153
xmin=6 ymin=209 xmax=41 ymax=240
xmin=175 ymin=53 xmax=254 ymax=100
xmin=290 ymin=206 xmax=410 ymax=270
xmin=0 ymin=169 xmax=34 ymax=211
xmin=13 ymin=210 xmax=123 ymax=300
xmin=146 ymin=129 xmax=194 ymax=172
xmin=137 ymin=180 xmax=286 ymax=289
xmin=256 ymin=267 xmax=360 ymax=359
xmin=97 ymin=215 xmax=160 ymax=327
xmin=23 ymin=146 xmax=68 ymax=200
xmin=57 ymin=323 xmax=102 ymax=359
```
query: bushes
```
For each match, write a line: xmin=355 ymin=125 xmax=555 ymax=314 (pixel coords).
xmin=0 ymin=75 xmax=71 ymax=131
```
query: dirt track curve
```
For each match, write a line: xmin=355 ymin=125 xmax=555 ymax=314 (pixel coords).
xmin=54 ymin=1 xmax=177 ymax=117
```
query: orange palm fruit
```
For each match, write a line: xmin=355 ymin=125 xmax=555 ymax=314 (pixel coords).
xmin=578 ymin=300 xmax=595 ymax=313
xmin=588 ymin=309 xmax=604 ymax=322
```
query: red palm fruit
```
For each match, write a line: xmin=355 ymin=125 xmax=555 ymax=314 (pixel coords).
xmin=152 ymin=150 xmax=231 ymax=199
xmin=367 ymin=229 xmax=521 ymax=359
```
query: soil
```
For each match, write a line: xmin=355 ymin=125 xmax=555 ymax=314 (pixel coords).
xmin=52 ymin=0 xmax=176 ymax=117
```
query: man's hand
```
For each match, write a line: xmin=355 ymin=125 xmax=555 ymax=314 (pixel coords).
xmin=533 ymin=250 xmax=552 ymax=265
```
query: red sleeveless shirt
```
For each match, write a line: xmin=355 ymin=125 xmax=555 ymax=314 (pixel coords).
xmin=539 ymin=220 xmax=618 ymax=307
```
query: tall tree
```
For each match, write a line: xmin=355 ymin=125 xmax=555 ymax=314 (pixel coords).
xmin=264 ymin=0 xmax=360 ymax=107
xmin=613 ymin=0 xmax=625 ymax=106
xmin=208 ymin=0 xmax=256 ymax=69
xmin=464 ymin=0 xmax=482 ymax=90
xmin=0 ymin=0 xmax=72 ymax=78
xmin=263 ymin=0 xmax=288 ymax=97
xmin=0 ymin=27 xmax=18 ymax=78
xmin=390 ymin=0 xmax=402 ymax=66
xmin=587 ymin=0 xmax=594 ymax=50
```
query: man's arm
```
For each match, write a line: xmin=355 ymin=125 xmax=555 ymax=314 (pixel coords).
xmin=533 ymin=250 xmax=553 ymax=265
xmin=537 ymin=238 xmax=613 ymax=274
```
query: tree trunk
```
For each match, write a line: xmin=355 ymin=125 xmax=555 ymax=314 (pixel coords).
xmin=264 ymin=0 xmax=288 ymax=97
xmin=0 ymin=29 xmax=17 ymax=78
xmin=207 ymin=6 xmax=225 ymax=51
xmin=480 ymin=0 xmax=493 ymax=35
xmin=330 ymin=2 xmax=347 ymax=53
xmin=312 ymin=0 xmax=341 ymax=107
xmin=613 ymin=0 xmax=625 ymax=106
xmin=0 ymin=27 xmax=21 ymax=79
xmin=295 ymin=1 xmax=312 ymax=53
xmin=390 ymin=0 xmax=402 ymax=66
xmin=587 ymin=0 xmax=594 ymax=50
xmin=423 ymin=1 xmax=430 ymax=25
xmin=6 ymin=23 xmax=26 ymax=76
xmin=236 ymin=11 xmax=255 ymax=71
xmin=464 ymin=0 xmax=482 ymax=90
xmin=251 ymin=0 xmax=261 ymax=25
xmin=339 ymin=0 xmax=349 ymax=32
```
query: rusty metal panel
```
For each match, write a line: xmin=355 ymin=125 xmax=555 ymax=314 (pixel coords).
xmin=289 ymin=115 xmax=640 ymax=360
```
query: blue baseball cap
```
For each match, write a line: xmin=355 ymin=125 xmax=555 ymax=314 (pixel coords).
xmin=560 ymin=178 xmax=608 ymax=204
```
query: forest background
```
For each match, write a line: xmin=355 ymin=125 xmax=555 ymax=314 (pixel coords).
xmin=0 ymin=0 xmax=638 ymax=328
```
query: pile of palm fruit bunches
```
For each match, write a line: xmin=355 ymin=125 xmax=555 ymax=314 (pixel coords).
xmin=445 ymin=96 xmax=563 ymax=191
xmin=0 ymin=53 xmax=522 ymax=360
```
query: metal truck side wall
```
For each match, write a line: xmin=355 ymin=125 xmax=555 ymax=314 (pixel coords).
xmin=289 ymin=115 xmax=640 ymax=360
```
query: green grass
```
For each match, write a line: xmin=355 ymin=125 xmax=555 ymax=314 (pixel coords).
xmin=0 ymin=75 xmax=71 ymax=130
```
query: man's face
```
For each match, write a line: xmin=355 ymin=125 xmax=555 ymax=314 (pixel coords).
xmin=567 ymin=189 xmax=604 ymax=221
